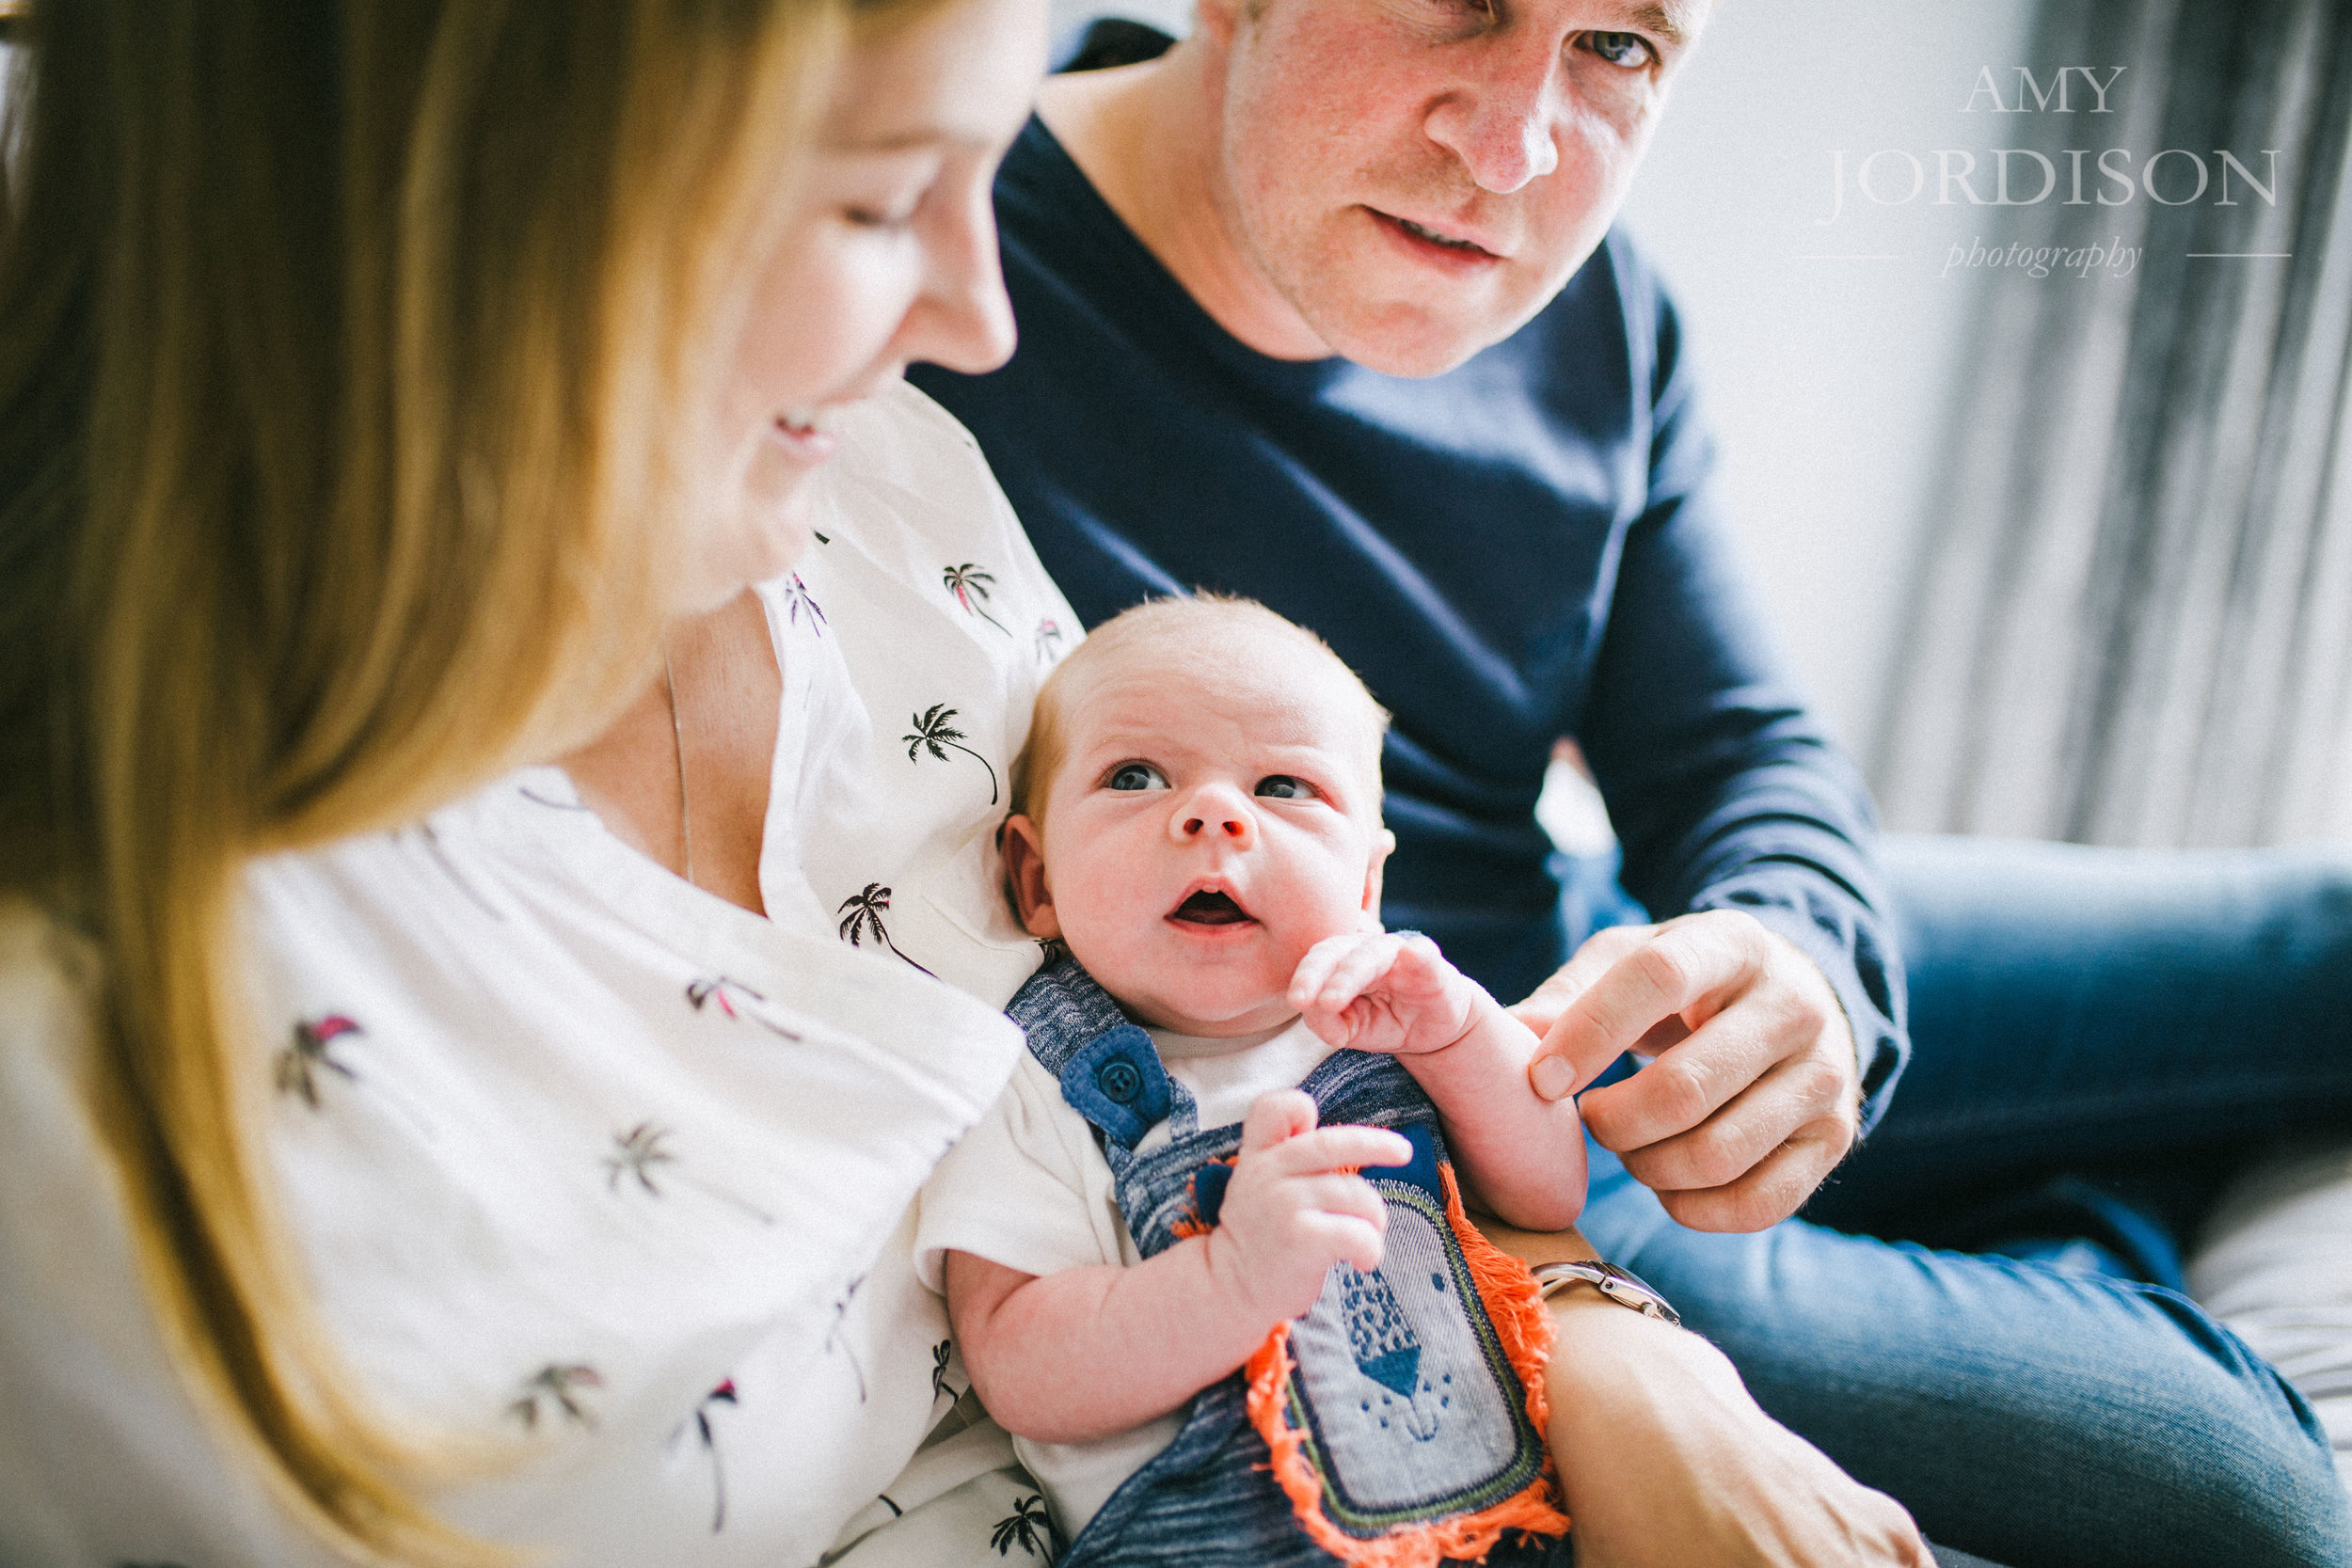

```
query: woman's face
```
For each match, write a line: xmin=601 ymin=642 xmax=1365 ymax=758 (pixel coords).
xmin=686 ymin=0 xmax=1048 ymax=612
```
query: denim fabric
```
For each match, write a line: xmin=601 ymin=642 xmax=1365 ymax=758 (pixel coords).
xmin=1009 ymin=960 xmax=1565 ymax=1567
xmin=1575 ymin=834 xmax=2352 ymax=1568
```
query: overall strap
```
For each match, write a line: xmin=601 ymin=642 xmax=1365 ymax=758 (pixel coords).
xmin=1007 ymin=956 xmax=1177 ymax=1153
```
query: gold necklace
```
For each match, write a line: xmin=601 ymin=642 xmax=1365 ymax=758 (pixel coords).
xmin=663 ymin=646 xmax=696 ymax=889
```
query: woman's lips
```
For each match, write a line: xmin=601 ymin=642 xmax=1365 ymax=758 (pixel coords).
xmin=770 ymin=405 xmax=845 ymax=462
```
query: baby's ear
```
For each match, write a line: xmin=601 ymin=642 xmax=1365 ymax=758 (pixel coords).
xmin=1000 ymin=815 xmax=1062 ymax=939
xmin=1359 ymin=828 xmax=1397 ymax=926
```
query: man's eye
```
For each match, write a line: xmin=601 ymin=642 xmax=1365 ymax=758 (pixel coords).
xmin=1582 ymin=31 xmax=1654 ymax=68
xmin=1107 ymin=763 xmax=1168 ymax=791
xmin=1254 ymin=775 xmax=1314 ymax=800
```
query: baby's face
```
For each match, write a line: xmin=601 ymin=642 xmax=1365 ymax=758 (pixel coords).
xmin=1015 ymin=641 xmax=1391 ymax=1037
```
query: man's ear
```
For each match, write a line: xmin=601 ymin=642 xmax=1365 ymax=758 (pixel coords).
xmin=1001 ymin=815 xmax=1062 ymax=940
xmin=1360 ymin=827 xmax=1396 ymax=929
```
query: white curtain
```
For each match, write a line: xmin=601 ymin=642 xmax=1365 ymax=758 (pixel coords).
xmin=1875 ymin=0 xmax=2352 ymax=847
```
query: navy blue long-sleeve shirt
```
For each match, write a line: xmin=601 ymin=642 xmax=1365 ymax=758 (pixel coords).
xmin=913 ymin=114 xmax=1908 ymax=1124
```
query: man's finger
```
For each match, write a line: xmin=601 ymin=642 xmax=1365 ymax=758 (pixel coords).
xmin=1577 ymin=1003 xmax=1791 ymax=1156
xmin=1507 ymin=922 xmax=1657 ymax=1037
xmin=1599 ymin=1047 xmax=1851 ymax=1194
xmin=1528 ymin=916 xmax=1766 ymax=1101
xmin=1239 ymin=1089 xmax=1320 ymax=1153
xmin=1652 ymin=1111 xmax=1853 ymax=1234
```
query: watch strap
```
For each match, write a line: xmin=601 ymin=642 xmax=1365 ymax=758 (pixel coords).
xmin=1529 ymin=1259 xmax=1682 ymax=1325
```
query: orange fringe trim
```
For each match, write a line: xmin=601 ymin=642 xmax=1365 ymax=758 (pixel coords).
xmin=1242 ymin=1161 xmax=1570 ymax=1566
xmin=1170 ymin=1155 xmax=1239 ymax=1242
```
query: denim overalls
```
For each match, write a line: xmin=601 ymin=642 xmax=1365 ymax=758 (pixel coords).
xmin=1009 ymin=957 xmax=1570 ymax=1567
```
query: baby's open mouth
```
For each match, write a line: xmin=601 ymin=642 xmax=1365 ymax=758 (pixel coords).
xmin=1169 ymin=889 xmax=1253 ymax=927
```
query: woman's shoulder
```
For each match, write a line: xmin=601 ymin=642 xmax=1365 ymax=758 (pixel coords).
xmin=0 ymin=900 xmax=342 ymax=1565
xmin=0 ymin=897 xmax=108 ymax=1131
xmin=818 ymin=381 xmax=1071 ymax=617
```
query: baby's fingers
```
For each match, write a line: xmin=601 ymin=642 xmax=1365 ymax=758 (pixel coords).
xmin=1295 ymin=1208 xmax=1388 ymax=1275
xmin=1238 ymin=1089 xmax=1321 ymax=1155
xmin=1307 ymin=936 xmax=1406 ymax=1016
xmin=1258 ymin=1122 xmax=1414 ymax=1179
xmin=1287 ymin=934 xmax=1388 ymax=1012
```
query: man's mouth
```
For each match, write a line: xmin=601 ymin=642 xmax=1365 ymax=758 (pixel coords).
xmin=1378 ymin=211 xmax=1500 ymax=259
xmin=1168 ymin=889 xmax=1254 ymax=927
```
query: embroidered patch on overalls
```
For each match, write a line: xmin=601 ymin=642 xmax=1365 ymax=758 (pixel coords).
xmin=1008 ymin=958 xmax=1569 ymax=1568
xmin=1238 ymin=1123 xmax=1569 ymax=1565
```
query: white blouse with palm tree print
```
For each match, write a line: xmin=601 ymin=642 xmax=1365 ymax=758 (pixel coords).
xmin=0 ymin=381 xmax=1086 ymax=1568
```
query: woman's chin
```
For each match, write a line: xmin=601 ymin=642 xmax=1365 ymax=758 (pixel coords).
xmin=677 ymin=492 xmax=816 ymax=613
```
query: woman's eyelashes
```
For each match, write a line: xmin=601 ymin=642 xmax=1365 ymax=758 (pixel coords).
xmin=1104 ymin=761 xmax=1169 ymax=791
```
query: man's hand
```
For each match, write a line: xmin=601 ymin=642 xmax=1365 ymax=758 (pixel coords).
xmin=1289 ymin=930 xmax=1480 ymax=1056
xmin=1207 ymin=1091 xmax=1412 ymax=1323
xmin=1512 ymin=911 xmax=1858 ymax=1232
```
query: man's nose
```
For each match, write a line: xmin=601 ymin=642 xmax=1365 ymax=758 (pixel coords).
xmin=1423 ymin=39 xmax=1564 ymax=195
xmin=1172 ymin=784 xmax=1257 ymax=847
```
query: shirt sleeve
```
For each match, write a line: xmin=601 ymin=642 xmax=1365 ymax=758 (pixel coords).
xmin=1575 ymin=248 xmax=1909 ymax=1129
xmin=914 ymin=1054 xmax=1130 ymax=1291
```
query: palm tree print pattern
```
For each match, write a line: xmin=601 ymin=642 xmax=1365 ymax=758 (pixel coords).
xmin=903 ymin=705 xmax=999 ymax=804
xmin=508 ymin=1363 xmax=603 ymax=1432
xmin=931 ymin=1338 xmax=955 ymax=1402
xmin=779 ymin=573 xmax=827 ymax=634
xmin=835 ymin=884 xmax=936 ymax=976
xmin=942 ymin=562 xmax=1011 ymax=636
xmin=603 ymin=1122 xmax=776 ymax=1225
xmin=827 ymin=1272 xmax=870 ymax=1404
xmin=276 ymin=1016 xmax=362 ymax=1108
xmin=692 ymin=1378 xmax=739 ymax=1533
xmin=686 ymin=975 xmax=802 ymax=1040
xmin=1033 ymin=616 xmax=1065 ymax=665
xmin=605 ymin=1122 xmax=677 ymax=1196
xmin=990 ymin=1494 xmax=1061 ymax=1559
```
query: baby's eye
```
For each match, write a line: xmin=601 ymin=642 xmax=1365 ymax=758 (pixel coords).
xmin=1106 ymin=762 xmax=1168 ymax=792
xmin=1254 ymin=775 xmax=1316 ymax=800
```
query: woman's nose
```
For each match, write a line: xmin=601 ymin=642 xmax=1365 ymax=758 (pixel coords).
xmin=911 ymin=175 xmax=1017 ymax=375
xmin=1172 ymin=785 xmax=1256 ymax=847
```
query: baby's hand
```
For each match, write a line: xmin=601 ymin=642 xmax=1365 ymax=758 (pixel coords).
xmin=1208 ymin=1090 xmax=1412 ymax=1325
xmin=1289 ymin=931 xmax=1483 ymax=1057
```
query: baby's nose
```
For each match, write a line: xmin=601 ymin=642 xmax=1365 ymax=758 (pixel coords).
xmin=1174 ymin=787 xmax=1255 ymax=845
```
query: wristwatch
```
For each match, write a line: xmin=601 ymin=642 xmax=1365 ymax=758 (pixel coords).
xmin=1529 ymin=1259 xmax=1681 ymax=1325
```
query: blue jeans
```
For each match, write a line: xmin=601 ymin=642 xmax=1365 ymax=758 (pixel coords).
xmin=1573 ymin=834 xmax=2352 ymax=1568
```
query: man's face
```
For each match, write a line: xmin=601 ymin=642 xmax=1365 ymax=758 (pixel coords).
xmin=1201 ymin=0 xmax=1707 ymax=376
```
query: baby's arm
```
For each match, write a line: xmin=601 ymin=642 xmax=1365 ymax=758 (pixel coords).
xmin=946 ymin=1092 xmax=1410 ymax=1445
xmin=1290 ymin=932 xmax=1587 ymax=1231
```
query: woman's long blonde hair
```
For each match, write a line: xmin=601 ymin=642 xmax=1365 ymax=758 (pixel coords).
xmin=0 ymin=1 xmax=931 ymax=1560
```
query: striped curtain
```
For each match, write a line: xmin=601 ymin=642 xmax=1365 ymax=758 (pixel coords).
xmin=1875 ymin=0 xmax=2352 ymax=847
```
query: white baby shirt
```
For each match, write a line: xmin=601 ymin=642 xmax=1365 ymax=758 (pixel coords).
xmin=914 ymin=1015 xmax=1342 ymax=1539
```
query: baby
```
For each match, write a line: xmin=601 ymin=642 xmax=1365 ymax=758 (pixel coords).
xmin=916 ymin=596 xmax=1584 ymax=1564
